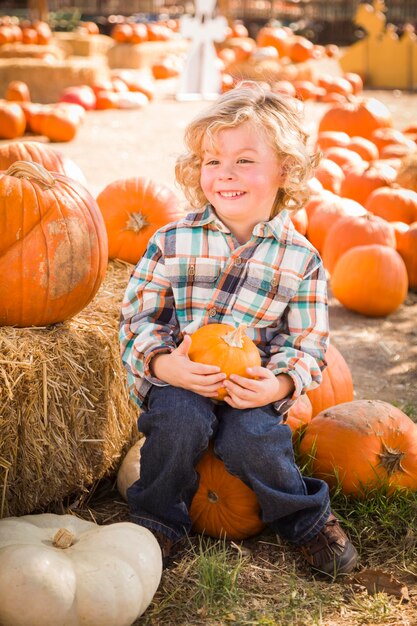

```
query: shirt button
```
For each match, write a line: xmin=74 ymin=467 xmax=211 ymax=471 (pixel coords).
xmin=271 ymin=277 xmax=279 ymax=288
xmin=234 ymin=257 xmax=242 ymax=266
xmin=208 ymin=307 xmax=217 ymax=317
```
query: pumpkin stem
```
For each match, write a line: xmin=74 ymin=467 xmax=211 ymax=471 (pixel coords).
xmin=125 ymin=212 xmax=149 ymax=233
xmin=53 ymin=527 xmax=76 ymax=548
xmin=378 ymin=441 xmax=405 ymax=475
xmin=208 ymin=490 xmax=219 ymax=503
xmin=5 ymin=160 xmax=55 ymax=189
xmin=222 ymin=324 xmax=247 ymax=349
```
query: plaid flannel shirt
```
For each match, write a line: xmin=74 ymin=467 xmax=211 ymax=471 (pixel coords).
xmin=120 ymin=204 xmax=329 ymax=413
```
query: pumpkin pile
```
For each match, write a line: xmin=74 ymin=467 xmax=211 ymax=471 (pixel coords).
xmin=215 ymin=24 xmax=362 ymax=100
xmin=1 ymin=72 xmax=155 ymax=141
xmin=286 ymin=94 xmax=417 ymax=316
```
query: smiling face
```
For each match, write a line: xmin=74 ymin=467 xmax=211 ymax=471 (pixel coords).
xmin=200 ymin=121 xmax=283 ymax=242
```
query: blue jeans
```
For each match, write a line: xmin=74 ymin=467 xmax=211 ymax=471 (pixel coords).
xmin=127 ymin=385 xmax=330 ymax=544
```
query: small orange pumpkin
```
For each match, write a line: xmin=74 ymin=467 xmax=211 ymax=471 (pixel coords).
xmin=96 ymin=176 xmax=181 ymax=264
xmin=0 ymin=101 xmax=26 ymax=139
xmin=0 ymin=161 xmax=108 ymax=327
xmin=190 ymin=445 xmax=265 ymax=539
xmin=5 ymin=80 xmax=31 ymax=102
xmin=299 ymin=400 xmax=417 ymax=496
xmin=188 ymin=324 xmax=261 ymax=401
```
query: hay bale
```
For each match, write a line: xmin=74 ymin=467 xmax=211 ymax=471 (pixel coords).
xmin=107 ymin=40 xmax=189 ymax=69
xmin=0 ymin=261 xmax=139 ymax=518
xmin=0 ymin=43 xmax=65 ymax=60
xmin=53 ymin=32 xmax=114 ymax=58
xmin=0 ymin=57 xmax=110 ymax=103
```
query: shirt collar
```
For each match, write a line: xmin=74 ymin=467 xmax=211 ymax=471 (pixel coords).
xmin=183 ymin=204 xmax=294 ymax=244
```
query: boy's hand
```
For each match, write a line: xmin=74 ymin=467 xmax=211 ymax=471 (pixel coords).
xmin=150 ymin=335 xmax=227 ymax=398
xmin=222 ymin=367 xmax=294 ymax=409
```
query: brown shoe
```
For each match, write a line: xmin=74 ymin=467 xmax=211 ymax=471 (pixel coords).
xmin=153 ymin=531 xmax=183 ymax=569
xmin=300 ymin=513 xmax=358 ymax=579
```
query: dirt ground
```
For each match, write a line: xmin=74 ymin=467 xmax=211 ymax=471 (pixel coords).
xmin=11 ymin=74 xmax=417 ymax=409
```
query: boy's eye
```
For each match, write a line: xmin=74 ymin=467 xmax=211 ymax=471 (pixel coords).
xmin=237 ymin=158 xmax=253 ymax=164
xmin=204 ymin=159 xmax=219 ymax=166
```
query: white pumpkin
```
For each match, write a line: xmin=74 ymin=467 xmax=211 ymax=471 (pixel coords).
xmin=0 ymin=513 xmax=162 ymax=626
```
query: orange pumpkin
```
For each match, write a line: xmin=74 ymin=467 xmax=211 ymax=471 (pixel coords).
xmin=0 ymin=101 xmax=26 ymax=139
xmin=188 ymin=324 xmax=261 ymax=401
xmin=288 ymin=35 xmax=315 ymax=63
xmin=322 ymin=213 xmax=396 ymax=274
xmin=255 ymin=26 xmax=291 ymax=57
xmin=315 ymin=131 xmax=350 ymax=152
xmin=306 ymin=343 xmax=354 ymax=418
xmin=0 ymin=161 xmax=108 ymax=327
xmin=0 ymin=140 xmax=86 ymax=185
xmin=347 ymin=135 xmax=379 ymax=162
xmin=5 ymin=80 xmax=31 ymax=102
xmin=306 ymin=192 xmax=366 ymax=254
xmin=324 ymin=146 xmax=364 ymax=172
xmin=340 ymin=161 xmax=397 ymax=206
xmin=299 ymin=400 xmax=417 ymax=496
xmin=365 ymin=186 xmax=417 ymax=224
xmin=190 ymin=445 xmax=265 ymax=539
xmin=331 ymin=244 xmax=408 ymax=317
xmin=313 ymin=157 xmax=344 ymax=194
xmin=96 ymin=176 xmax=181 ymax=264
xmin=318 ymin=97 xmax=393 ymax=140
xmin=40 ymin=107 xmax=80 ymax=142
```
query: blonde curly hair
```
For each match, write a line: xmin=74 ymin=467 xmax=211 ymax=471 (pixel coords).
xmin=175 ymin=81 xmax=319 ymax=218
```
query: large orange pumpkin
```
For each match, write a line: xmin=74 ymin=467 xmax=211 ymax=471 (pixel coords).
xmin=299 ymin=400 xmax=417 ymax=496
xmin=331 ymin=244 xmax=408 ymax=317
xmin=188 ymin=324 xmax=261 ymax=401
xmin=190 ymin=445 xmax=265 ymax=539
xmin=117 ymin=440 xmax=265 ymax=540
xmin=0 ymin=161 xmax=108 ymax=327
xmin=0 ymin=140 xmax=86 ymax=185
xmin=317 ymin=97 xmax=393 ymax=140
xmin=322 ymin=213 xmax=396 ymax=274
xmin=306 ymin=343 xmax=354 ymax=417
xmin=96 ymin=176 xmax=181 ymax=265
